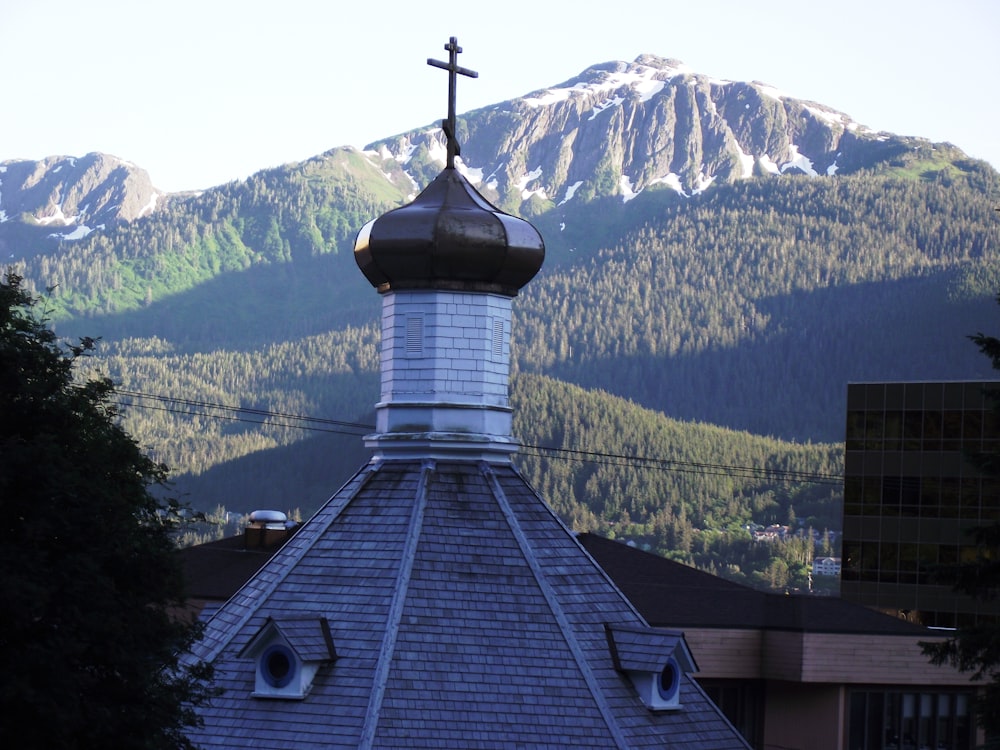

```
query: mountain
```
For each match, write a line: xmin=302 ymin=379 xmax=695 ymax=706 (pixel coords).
xmin=0 ymin=152 xmax=167 ymax=258
xmin=370 ymin=55 xmax=932 ymax=213
xmin=3 ymin=55 xmax=999 ymax=590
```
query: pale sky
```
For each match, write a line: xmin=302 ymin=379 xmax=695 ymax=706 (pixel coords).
xmin=2 ymin=0 xmax=997 ymax=193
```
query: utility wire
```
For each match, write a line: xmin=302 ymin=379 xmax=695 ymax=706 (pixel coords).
xmin=113 ymin=388 xmax=843 ymax=486
xmin=517 ymin=444 xmax=843 ymax=485
xmin=116 ymin=389 xmax=372 ymax=431
xmin=118 ymin=400 xmax=371 ymax=437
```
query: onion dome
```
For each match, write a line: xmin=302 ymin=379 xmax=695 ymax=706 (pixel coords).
xmin=354 ymin=167 xmax=545 ymax=296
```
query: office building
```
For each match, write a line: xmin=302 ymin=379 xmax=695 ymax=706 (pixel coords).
xmin=841 ymin=381 xmax=1000 ymax=628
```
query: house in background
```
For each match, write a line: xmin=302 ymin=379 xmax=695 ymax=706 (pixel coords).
xmin=812 ymin=556 xmax=841 ymax=577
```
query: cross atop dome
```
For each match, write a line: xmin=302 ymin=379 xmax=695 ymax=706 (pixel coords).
xmin=427 ymin=36 xmax=478 ymax=169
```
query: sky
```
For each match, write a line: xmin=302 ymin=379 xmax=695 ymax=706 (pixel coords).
xmin=2 ymin=0 xmax=997 ymax=193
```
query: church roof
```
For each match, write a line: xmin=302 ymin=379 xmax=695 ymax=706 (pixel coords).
xmin=186 ymin=459 xmax=749 ymax=748
xmin=186 ymin=37 xmax=748 ymax=748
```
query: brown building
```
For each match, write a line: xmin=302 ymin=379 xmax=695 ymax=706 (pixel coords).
xmin=577 ymin=533 xmax=979 ymax=750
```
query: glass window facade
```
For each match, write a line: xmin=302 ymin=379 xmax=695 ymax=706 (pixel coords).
xmin=841 ymin=382 xmax=1000 ymax=628
xmin=847 ymin=689 xmax=972 ymax=750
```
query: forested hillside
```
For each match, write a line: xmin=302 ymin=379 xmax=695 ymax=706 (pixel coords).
xmin=23 ymin=149 xmax=402 ymax=331
xmin=6 ymin=57 xmax=1000 ymax=592
xmin=518 ymin=159 xmax=1000 ymax=440
xmin=24 ymin=153 xmax=1000 ymax=593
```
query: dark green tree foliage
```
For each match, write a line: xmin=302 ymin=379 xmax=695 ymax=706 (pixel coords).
xmin=0 ymin=273 xmax=212 ymax=749
xmin=512 ymin=372 xmax=840 ymax=590
xmin=922 ymin=302 xmax=1000 ymax=746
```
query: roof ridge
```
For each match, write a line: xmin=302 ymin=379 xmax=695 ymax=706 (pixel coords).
xmin=189 ymin=463 xmax=379 ymax=664
xmin=359 ymin=460 xmax=434 ymax=748
xmin=483 ymin=462 xmax=631 ymax=750
xmin=512 ymin=469 xmax=651 ymax=624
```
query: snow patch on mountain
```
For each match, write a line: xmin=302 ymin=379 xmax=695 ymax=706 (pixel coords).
xmin=456 ymin=158 xmax=483 ymax=186
xmin=139 ymin=192 xmax=160 ymax=217
xmin=649 ymin=174 xmax=687 ymax=197
xmin=755 ymin=83 xmax=789 ymax=102
xmin=427 ymin=138 xmax=448 ymax=166
xmin=482 ymin=163 xmax=503 ymax=192
xmin=36 ymin=204 xmax=79 ymax=226
xmin=516 ymin=166 xmax=547 ymax=200
xmin=589 ymin=96 xmax=625 ymax=120
xmin=635 ymin=77 xmax=666 ymax=103
xmin=737 ymin=146 xmax=755 ymax=179
xmin=523 ymin=63 xmax=685 ymax=109
xmin=558 ymin=181 xmax=584 ymax=206
xmin=49 ymin=224 xmax=100 ymax=241
xmin=804 ymin=103 xmax=849 ymax=127
xmin=759 ymin=155 xmax=780 ymax=175
xmin=781 ymin=145 xmax=818 ymax=176
xmin=620 ymin=175 xmax=641 ymax=203
xmin=692 ymin=172 xmax=716 ymax=195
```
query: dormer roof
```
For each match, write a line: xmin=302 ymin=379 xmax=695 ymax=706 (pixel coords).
xmin=240 ymin=616 xmax=336 ymax=663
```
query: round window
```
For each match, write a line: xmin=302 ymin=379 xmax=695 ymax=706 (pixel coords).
xmin=261 ymin=644 xmax=296 ymax=688
xmin=657 ymin=657 xmax=680 ymax=703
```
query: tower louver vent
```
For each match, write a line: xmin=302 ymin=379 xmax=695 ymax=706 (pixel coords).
xmin=492 ymin=318 xmax=504 ymax=360
xmin=405 ymin=316 xmax=423 ymax=356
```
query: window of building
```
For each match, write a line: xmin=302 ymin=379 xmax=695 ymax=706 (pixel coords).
xmin=699 ymin=680 xmax=762 ymax=749
xmin=847 ymin=689 xmax=972 ymax=750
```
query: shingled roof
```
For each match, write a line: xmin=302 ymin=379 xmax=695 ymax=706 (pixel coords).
xmin=186 ymin=460 xmax=749 ymax=748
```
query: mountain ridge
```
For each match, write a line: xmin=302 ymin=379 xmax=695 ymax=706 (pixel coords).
xmin=2 ymin=53 xmax=998 ymax=589
xmin=363 ymin=55 xmax=965 ymax=214
xmin=3 ymin=54 xmax=979 ymax=257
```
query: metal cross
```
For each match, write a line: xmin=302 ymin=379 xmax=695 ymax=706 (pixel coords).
xmin=427 ymin=37 xmax=478 ymax=169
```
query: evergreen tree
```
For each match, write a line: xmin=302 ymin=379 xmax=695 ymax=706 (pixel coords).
xmin=0 ymin=273 xmax=213 ymax=749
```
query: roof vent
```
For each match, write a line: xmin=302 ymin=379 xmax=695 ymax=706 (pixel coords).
xmin=245 ymin=510 xmax=294 ymax=549
xmin=241 ymin=617 xmax=336 ymax=700
xmin=605 ymin=624 xmax=696 ymax=711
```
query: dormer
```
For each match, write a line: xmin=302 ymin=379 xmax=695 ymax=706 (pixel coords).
xmin=240 ymin=617 xmax=336 ymax=699
xmin=605 ymin=623 xmax=696 ymax=711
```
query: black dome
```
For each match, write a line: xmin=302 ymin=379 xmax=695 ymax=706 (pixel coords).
xmin=354 ymin=168 xmax=545 ymax=296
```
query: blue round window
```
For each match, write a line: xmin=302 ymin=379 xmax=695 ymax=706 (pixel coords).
xmin=657 ymin=657 xmax=680 ymax=703
xmin=261 ymin=644 xmax=296 ymax=688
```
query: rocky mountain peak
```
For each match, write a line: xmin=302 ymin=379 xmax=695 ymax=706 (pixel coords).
xmin=0 ymin=152 xmax=162 ymax=241
xmin=365 ymin=54 xmax=921 ymax=211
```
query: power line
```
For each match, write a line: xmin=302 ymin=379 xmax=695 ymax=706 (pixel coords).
xmin=118 ymin=400 xmax=371 ymax=438
xmin=116 ymin=389 xmax=372 ymax=432
xmin=113 ymin=388 xmax=843 ymax=486
xmin=517 ymin=444 xmax=843 ymax=485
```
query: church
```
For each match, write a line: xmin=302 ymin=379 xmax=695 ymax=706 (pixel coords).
xmin=184 ymin=39 xmax=749 ymax=749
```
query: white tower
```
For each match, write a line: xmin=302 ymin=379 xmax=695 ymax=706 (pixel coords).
xmin=354 ymin=168 xmax=544 ymax=462
xmin=354 ymin=39 xmax=544 ymax=462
